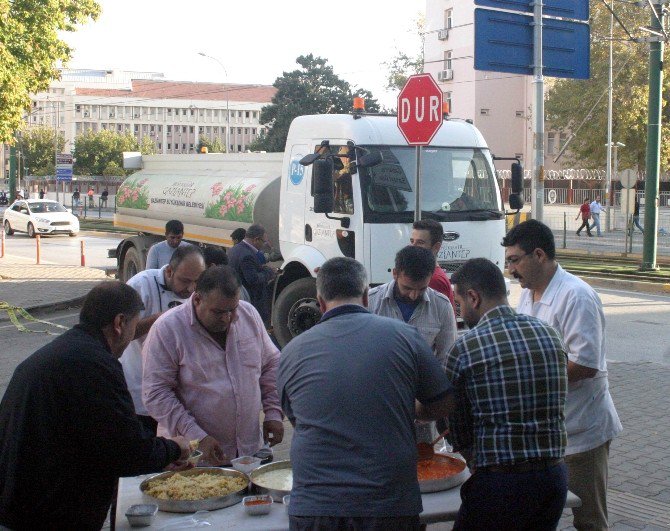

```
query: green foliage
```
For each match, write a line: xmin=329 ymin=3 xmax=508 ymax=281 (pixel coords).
xmin=197 ymin=134 xmax=226 ymax=153
xmin=16 ymin=126 xmax=65 ymax=175
xmin=102 ymin=161 xmax=124 ymax=176
xmin=0 ymin=0 xmax=100 ymax=143
xmin=545 ymin=2 xmax=670 ymax=169
xmin=73 ymin=130 xmax=146 ymax=176
xmin=251 ymin=54 xmax=381 ymax=152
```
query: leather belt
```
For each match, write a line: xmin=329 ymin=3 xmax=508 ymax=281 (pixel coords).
xmin=480 ymin=458 xmax=563 ymax=474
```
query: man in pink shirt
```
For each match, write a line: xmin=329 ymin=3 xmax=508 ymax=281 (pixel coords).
xmin=142 ymin=266 xmax=284 ymax=465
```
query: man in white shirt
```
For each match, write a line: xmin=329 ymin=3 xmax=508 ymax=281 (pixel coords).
xmin=503 ymin=220 xmax=622 ymax=531
xmin=368 ymin=245 xmax=456 ymax=444
xmin=589 ymin=196 xmax=603 ymax=237
xmin=146 ymin=220 xmax=191 ymax=269
xmin=120 ymin=245 xmax=206 ymax=433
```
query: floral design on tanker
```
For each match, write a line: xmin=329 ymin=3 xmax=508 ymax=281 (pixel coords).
xmin=117 ymin=178 xmax=150 ymax=209
xmin=205 ymin=183 xmax=257 ymax=222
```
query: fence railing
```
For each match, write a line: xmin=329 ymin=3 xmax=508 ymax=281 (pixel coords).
xmin=521 ymin=188 xmax=670 ymax=207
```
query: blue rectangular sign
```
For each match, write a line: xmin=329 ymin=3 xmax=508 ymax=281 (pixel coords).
xmin=474 ymin=0 xmax=589 ymax=21
xmin=56 ymin=168 xmax=73 ymax=182
xmin=474 ymin=8 xmax=590 ymax=79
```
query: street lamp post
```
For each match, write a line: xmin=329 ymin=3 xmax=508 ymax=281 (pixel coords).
xmin=605 ymin=141 xmax=625 ymax=231
xmin=198 ymin=52 xmax=230 ymax=152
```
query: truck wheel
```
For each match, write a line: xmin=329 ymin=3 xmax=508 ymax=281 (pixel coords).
xmin=272 ymin=277 xmax=320 ymax=347
xmin=4 ymin=220 xmax=13 ymax=235
xmin=122 ymin=247 xmax=143 ymax=282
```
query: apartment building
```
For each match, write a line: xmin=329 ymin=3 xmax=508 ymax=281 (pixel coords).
xmin=424 ymin=1 xmax=565 ymax=171
xmin=23 ymin=68 xmax=276 ymax=158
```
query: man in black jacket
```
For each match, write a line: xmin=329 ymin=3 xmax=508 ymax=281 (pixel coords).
xmin=0 ymin=282 xmax=191 ymax=530
xmin=227 ymin=223 xmax=276 ymax=324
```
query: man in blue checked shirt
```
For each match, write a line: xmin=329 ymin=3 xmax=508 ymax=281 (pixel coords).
xmin=445 ymin=258 xmax=569 ymax=531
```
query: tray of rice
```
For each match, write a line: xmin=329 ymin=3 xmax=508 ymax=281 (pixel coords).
xmin=139 ymin=467 xmax=249 ymax=513
xmin=417 ymin=453 xmax=469 ymax=493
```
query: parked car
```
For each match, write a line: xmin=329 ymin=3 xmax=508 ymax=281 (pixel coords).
xmin=3 ymin=199 xmax=79 ymax=238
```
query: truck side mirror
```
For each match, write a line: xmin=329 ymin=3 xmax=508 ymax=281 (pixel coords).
xmin=509 ymin=162 xmax=524 ymax=210
xmin=312 ymin=158 xmax=334 ymax=214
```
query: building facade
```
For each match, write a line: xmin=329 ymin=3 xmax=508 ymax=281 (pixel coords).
xmin=24 ymin=68 xmax=275 ymax=156
xmin=424 ymin=1 xmax=565 ymax=171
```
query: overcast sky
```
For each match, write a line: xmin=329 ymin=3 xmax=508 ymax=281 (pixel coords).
xmin=62 ymin=0 xmax=425 ymax=107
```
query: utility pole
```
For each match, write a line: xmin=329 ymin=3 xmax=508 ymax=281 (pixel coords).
xmin=8 ymin=145 xmax=17 ymax=202
xmin=531 ymin=0 xmax=545 ymax=222
xmin=605 ymin=0 xmax=614 ymax=232
xmin=641 ymin=0 xmax=665 ymax=270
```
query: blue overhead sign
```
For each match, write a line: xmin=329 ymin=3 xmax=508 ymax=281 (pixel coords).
xmin=474 ymin=8 xmax=590 ymax=79
xmin=474 ymin=0 xmax=589 ymax=21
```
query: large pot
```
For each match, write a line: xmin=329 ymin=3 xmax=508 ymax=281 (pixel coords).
xmin=249 ymin=460 xmax=292 ymax=502
xmin=139 ymin=467 xmax=248 ymax=513
xmin=418 ymin=453 xmax=469 ymax=493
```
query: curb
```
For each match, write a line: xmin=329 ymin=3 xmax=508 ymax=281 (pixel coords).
xmin=580 ymin=275 xmax=670 ymax=295
xmin=0 ymin=294 xmax=88 ymax=323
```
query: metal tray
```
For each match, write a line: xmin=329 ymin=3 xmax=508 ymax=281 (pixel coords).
xmin=139 ymin=467 xmax=248 ymax=513
xmin=249 ymin=459 xmax=292 ymax=502
xmin=418 ymin=453 xmax=469 ymax=493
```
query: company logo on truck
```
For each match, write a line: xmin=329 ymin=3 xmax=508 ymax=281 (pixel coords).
xmin=290 ymin=158 xmax=305 ymax=185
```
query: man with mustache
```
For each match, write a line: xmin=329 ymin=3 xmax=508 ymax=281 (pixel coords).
xmin=503 ymin=220 xmax=622 ymax=531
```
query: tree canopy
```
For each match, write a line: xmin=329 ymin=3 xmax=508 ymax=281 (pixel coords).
xmin=0 ymin=0 xmax=100 ymax=143
xmin=251 ymin=54 xmax=381 ymax=153
xmin=73 ymin=130 xmax=155 ymax=176
xmin=197 ymin=134 xmax=225 ymax=153
xmin=384 ymin=17 xmax=425 ymax=92
xmin=16 ymin=125 xmax=65 ymax=176
xmin=545 ymin=2 xmax=669 ymax=169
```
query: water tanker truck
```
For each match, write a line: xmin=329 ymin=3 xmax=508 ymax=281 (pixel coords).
xmin=112 ymin=112 xmax=523 ymax=346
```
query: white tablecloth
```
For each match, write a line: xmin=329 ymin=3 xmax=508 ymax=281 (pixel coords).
xmin=115 ymin=473 xmax=580 ymax=530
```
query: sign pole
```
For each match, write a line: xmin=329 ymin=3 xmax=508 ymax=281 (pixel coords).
xmin=414 ymin=146 xmax=422 ymax=222
xmin=531 ymin=0 xmax=545 ymax=222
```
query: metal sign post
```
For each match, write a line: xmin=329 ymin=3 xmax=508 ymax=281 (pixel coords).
xmin=532 ymin=0 xmax=545 ymax=223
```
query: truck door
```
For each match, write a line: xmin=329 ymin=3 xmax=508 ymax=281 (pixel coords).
xmin=279 ymin=144 xmax=309 ymax=250
xmin=304 ymin=142 xmax=358 ymax=261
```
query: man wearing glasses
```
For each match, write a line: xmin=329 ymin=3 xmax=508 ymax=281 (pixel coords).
xmin=503 ymin=220 xmax=622 ymax=531
xmin=142 ymin=265 xmax=284 ymax=466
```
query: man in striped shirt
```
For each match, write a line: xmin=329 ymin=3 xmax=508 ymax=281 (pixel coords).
xmin=445 ymin=258 xmax=568 ymax=530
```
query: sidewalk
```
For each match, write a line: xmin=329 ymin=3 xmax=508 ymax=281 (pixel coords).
xmin=0 ymin=253 xmax=107 ymax=319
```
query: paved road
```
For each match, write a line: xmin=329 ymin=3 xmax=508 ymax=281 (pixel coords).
xmin=2 ymin=230 xmax=124 ymax=270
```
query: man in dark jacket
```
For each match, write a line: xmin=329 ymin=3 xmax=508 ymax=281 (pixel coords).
xmin=0 ymin=282 xmax=191 ymax=530
xmin=227 ymin=223 xmax=276 ymax=324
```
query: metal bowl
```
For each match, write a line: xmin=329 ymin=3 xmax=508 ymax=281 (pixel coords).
xmin=139 ymin=467 xmax=249 ymax=513
xmin=249 ymin=460 xmax=292 ymax=502
xmin=418 ymin=453 xmax=469 ymax=493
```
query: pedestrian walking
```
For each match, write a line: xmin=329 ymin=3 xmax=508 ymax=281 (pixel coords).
xmin=575 ymin=198 xmax=593 ymax=237
xmin=38 ymin=189 xmax=45 ymax=199
xmin=446 ymin=258 xmax=568 ymax=530
xmin=278 ymin=257 xmax=454 ymax=530
xmin=632 ymin=197 xmax=644 ymax=235
xmin=589 ymin=196 xmax=603 ymax=237
xmin=503 ymin=220 xmax=623 ymax=531
xmin=87 ymin=187 xmax=95 ymax=207
xmin=100 ymin=188 xmax=109 ymax=207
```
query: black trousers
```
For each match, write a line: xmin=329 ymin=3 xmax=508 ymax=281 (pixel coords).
xmin=576 ymin=219 xmax=592 ymax=235
xmin=289 ymin=515 xmax=421 ymax=531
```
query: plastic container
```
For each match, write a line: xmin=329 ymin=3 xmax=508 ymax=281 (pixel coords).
xmin=283 ymin=494 xmax=290 ymax=512
xmin=125 ymin=504 xmax=158 ymax=527
xmin=232 ymin=455 xmax=262 ymax=475
xmin=243 ymin=495 xmax=273 ymax=515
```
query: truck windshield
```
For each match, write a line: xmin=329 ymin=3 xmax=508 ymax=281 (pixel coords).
xmin=358 ymin=146 xmax=502 ymax=223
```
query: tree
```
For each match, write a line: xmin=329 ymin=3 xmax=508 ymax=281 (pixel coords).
xmin=0 ymin=0 xmax=100 ymax=143
xmin=16 ymin=126 xmax=65 ymax=176
xmin=73 ymin=130 xmax=152 ymax=176
xmin=385 ymin=16 xmax=425 ymax=92
xmin=545 ymin=2 xmax=670 ymax=169
xmin=197 ymin=135 xmax=225 ymax=153
xmin=251 ymin=54 xmax=381 ymax=152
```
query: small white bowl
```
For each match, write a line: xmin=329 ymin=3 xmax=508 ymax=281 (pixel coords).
xmin=232 ymin=455 xmax=262 ymax=474
xmin=125 ymin=504 xmax=158 ymax=527
xmin=243 ymin=495 xmax=273 ymax=515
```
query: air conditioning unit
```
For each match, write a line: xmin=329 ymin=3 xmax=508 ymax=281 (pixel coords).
xmin=438 ymin=28 xmax=449 ymax=40
xmin=83 ymin=111 xmax=90 ymax=118
xmin=438 ymin=69 xmax=454 ymax=82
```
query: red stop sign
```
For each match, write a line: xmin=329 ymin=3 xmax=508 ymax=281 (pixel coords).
xmin=397 ymin=74 xmax=443 ymax=145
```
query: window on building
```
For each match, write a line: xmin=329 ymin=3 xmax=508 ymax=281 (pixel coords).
xmin=444 ymin=50 xmax=452 ymax=70
xmin=445 ymin=8 xmax=453 ymax=29
xmin=134 ymin=125 xmax=139 ymax=133
xmin=516 ymin=110 xmax=524 ymax=118
xmin=167 ymin=143 xmax=172 ymax=150
xmin=547 ymin=132 xmax=556 ymax=154
xmin=189 ymin=143 xmax=194 ymax=151
xmin=237 ymin=128 xmax=242 ymax=134
xmin=443 ymin=92 xmax=452 ymax=113
xmin=158 ymin=143 xmax=162 ymax=150
xmin=253 ymin=111 xmax=258 ymax=119
xmin=237 ymin=145 xmax=242 ymax=152
xmin=182 ymin=109 xmax=187 ymax=116
xmin=183 ymin=143 xmax=187 ymax=150
xmin=167 ymin=108 xmax=172 ymax=116
xmin=213 ymin=110 xmax=219 ymax=118
xmin=245 ymin=111 xmax=250 ymax=118
xmin=189 ymin=126 xmax=194 ymax=134
xmin=182 ymin=125 xmax=187 ymax=133
xmin=199 ymin=127 xmax=204 ymax=134
xmin=190 ymin=108 xmax=195 ymax=116
xmin=244 ymin=128 xmax=248 ymax=134
xmin=480 ymin=108 xmax=490 ymax=116
xmin=252 ymin=128 xmax=257 ymax=135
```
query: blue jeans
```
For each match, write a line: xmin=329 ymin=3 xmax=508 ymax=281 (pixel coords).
xmin=454 ymin=462 xmax=568 ymax=531
xmin=589 ymin=213 xmax=602 ymax=236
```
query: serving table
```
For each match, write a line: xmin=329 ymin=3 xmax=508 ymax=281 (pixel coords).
xmin=115 ymin=472 xmax=581 ymax=529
